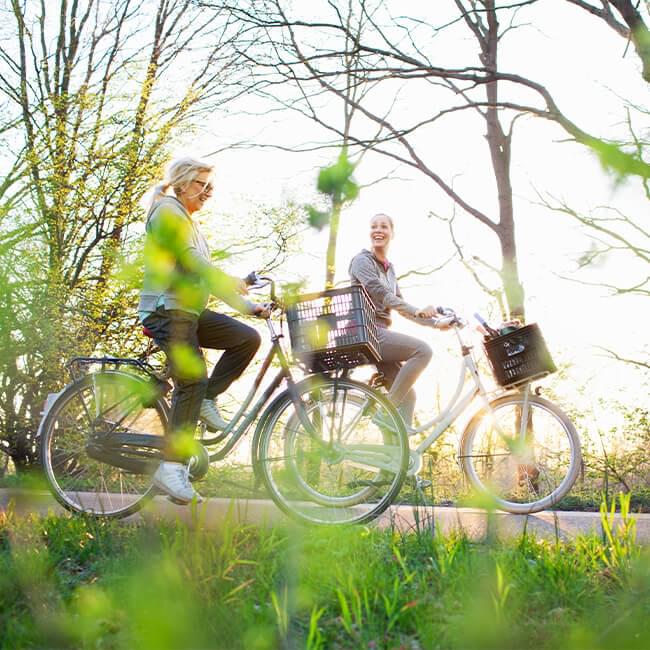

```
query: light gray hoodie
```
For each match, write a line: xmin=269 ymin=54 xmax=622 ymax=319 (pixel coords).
xmin=349 ymin=249 xmax=419 ymax=327
xmin=138 ymin=196 xmax=253 ymax=318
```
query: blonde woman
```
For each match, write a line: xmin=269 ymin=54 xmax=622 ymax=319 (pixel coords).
xmin=350 ymin=213 xmax=445 ymax=430
xmin=139 ymin=157 xmax=269 ymax=503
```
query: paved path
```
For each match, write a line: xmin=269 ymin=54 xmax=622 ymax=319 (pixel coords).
xmin=2 ymin=488 xmax=649 ymax=543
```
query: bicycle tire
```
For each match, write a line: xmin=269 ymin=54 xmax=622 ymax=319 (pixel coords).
xmin=40 ymin=370 xmax=169 ymax=518
xmin=253 ymin=376 xmax=409 ymax=525
xmin=460 ymin=393 xmax=581 ymax=514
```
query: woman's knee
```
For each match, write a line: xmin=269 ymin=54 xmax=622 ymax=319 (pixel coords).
xmin=244 ymin=325 xmax=262 ymax=352
xmin=415 ymin=340 xmax=433 ymax=363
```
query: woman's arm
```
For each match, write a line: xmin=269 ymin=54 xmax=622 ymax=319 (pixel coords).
xmin=147 ymin=205 xmax=255 ymax=314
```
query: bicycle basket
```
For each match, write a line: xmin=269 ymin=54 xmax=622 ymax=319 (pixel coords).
xmin=483 ymin=323 xmax=557 ymax=388
xmin=286 ymin=285 xmax=380 ymax=372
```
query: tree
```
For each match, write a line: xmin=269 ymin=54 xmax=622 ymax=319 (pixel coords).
xmin=0 ymin=0 xmax=248 ymax=469
xmin=206 ymin=0 xmax=570 ymax=318
xmin=565 ymin=0 xmax=650 ymax=83
xmin=212 ymin=0 xmax=650 ymax=314
xmin=547 ymin=2 xmax=650 ymax=307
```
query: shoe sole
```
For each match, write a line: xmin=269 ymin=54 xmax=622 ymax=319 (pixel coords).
xmin=166 ymin=495 xmax=203 ymax=505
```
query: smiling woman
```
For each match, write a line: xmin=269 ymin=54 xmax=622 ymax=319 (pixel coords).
xmin=349 ymin=213 xmax=452 ymax=429
xmin=137 ymin=157 xmax=269 ymax=504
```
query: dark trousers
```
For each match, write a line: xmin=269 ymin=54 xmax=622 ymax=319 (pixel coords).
xmin=142 ymin=307 xmax=261 ymax=461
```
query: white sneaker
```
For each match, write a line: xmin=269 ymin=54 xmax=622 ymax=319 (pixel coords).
xmin=199 ymin=399 xmax=228 ymax=431
xmin=153 ymin=461 xmax=202 ymax=504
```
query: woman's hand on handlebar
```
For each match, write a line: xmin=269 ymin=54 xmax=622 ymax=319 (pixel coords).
xmin=431 ymin=315 xmax=456 ymax=330
xmin=416 ymin=306 xmax=464 ymax=329
xmin=253 ymin=302 xmax=273 ymax=319
xmin=416 ymin=304 xmax=438 ymax=318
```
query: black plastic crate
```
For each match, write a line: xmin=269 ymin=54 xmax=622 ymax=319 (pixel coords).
xmin=286 ymin=285 xmax=380 ymax=372
xmin=483 ymin=323 xmax=557 ymax=388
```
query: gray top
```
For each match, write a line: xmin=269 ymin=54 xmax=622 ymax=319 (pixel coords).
xmin=138 ymin=196 xmax=253 ymax=319
xmin=349 ymin=249 xmax=419 ymax=327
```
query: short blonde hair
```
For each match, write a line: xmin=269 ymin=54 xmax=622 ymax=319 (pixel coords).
xmin=146 ymin=157 xmax=214 ymax=210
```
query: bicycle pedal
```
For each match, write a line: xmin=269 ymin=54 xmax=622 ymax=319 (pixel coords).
xmin=408 ymin=477 xmax=432 ymax=490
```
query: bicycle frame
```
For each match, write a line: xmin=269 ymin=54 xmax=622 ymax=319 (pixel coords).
xmin=61 ymin=315 xmax=315 ymax=472
xmin=397 ymin=325 xmax=520 ymax=477
xmin=204 ymin=318 xmax=295 ymax=461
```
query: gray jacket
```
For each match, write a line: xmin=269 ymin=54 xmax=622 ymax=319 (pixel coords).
xmin=349 ymin=249 xmax=419 ymax=327
xmin=138 ymin=196 xmax=253 ymax=318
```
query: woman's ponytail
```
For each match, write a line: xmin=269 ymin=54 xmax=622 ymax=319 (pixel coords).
xmin=141 ymin=181 xmax=171 ymax=212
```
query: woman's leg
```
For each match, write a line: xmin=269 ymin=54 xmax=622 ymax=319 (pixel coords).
xmin=377 ymin=329 xmax=432 ymax=425
xmin=196 ymin=310 xmax=261 ymax=399
xmin=377 ymin=361 xmax=417 ymax=426
xmin=142 ymin=309 xmax=208 ymax=461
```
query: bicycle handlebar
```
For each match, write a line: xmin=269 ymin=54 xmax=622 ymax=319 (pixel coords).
xmin=417 ymin=308 xmax=466 ymax=330
xmin=244 ymin=271 xmax=278 ymax=304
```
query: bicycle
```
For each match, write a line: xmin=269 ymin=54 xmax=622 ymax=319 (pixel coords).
xmin=252 ymin=308 xmax=582 ymax=522
xmin=38 ymin=275 xmax=410 ymax=525
xmin=39 ymin=276 xmax=581 ymax=525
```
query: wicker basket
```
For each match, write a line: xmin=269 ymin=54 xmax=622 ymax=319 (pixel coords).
xmin=483 ymin=323 xmax=557 ymax=388
xmin=286 ymin=285 xmax=380 ymax=372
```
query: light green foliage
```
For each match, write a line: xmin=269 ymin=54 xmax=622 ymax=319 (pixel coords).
xmin=305 ymin=150 xmax=360 ymax=288
xmin=306 ymin=206 xmax=331 ymax=231
xmin=587 ymin=137 xmax=650 ymax=180
xmin=316 ymin=153 xmax=359 ymax=203
xmin=306 ymin=151 xmax=359 ymax=231
xmin=600 ymin=492 xmax=640 ymax=579
xmin=0 ymin=0 xmax=257 ymax=469
xmin=1 ymin=508 xmax=650 ymax=649
xmin=168 ymin=343 xmax=206 ymax=381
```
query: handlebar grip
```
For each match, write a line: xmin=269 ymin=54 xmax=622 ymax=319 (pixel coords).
xmin=244 ymin=271 xmax=259 ymax=286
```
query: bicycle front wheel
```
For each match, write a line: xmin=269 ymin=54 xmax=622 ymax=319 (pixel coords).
xmin=40 ymin=370 xmax=169 ymax=518
xmin=460 ymin=393 xmax=581 ymax=514
xmin=254 ymin=377 xmax=409 ymax=525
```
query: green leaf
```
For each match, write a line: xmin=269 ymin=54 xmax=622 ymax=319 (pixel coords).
xmin=341 ymin=179 xmax=359 ymax=201
xmin=316 ymin=152 xmax=358 ymax=197
xmin=306 ymin=205 xmax=330 ymax=231
xmin=588 ymin=138 xmax=650 ymax=180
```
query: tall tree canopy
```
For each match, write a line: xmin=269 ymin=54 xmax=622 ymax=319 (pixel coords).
xmin=0 ymin=0 xmax=247 ymax=468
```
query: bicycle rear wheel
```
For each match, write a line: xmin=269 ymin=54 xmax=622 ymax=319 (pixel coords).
xmin=460 ymin=393 xmax=581 ymax=514
xmin=40 ymin=370 xmax=169 ymax=518
xmin=254 ymin=377 xmax=409 ymax=525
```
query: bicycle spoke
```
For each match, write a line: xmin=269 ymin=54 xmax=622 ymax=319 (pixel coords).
xmin=41 ymin=372 xmax=167 ymax=518
xmin=256 ymin=378 xmax=409 ymax=525
xmin=461 ymin=395 xmax=580 ymax=513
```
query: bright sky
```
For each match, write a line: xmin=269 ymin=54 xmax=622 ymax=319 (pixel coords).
xmin=174 ymin=1 xmax=648 ymax=412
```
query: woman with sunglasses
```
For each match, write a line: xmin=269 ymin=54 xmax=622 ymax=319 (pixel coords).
xmin=138 ymin=157 xmax=269 ymax=504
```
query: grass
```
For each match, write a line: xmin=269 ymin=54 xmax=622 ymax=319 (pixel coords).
xmin=1 ymin=494 xmax=649 ymax=649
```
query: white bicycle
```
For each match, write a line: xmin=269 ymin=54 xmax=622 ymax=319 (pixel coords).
xmin=256 ymin=309 xmax=582 ymax=523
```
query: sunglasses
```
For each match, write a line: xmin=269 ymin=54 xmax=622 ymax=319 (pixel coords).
xmin=193 ymin=179 xmax=214 ymax=194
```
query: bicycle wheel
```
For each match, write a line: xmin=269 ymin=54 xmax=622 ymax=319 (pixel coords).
xmin=460 ymin=393 xmax=581 ymax=514
xmin=40 ymin=370 xmax=169 ymax=518
xmin=254 ymin=377 xmax=409 ymax=525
